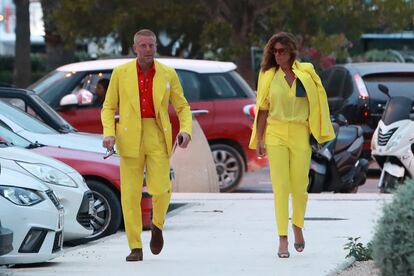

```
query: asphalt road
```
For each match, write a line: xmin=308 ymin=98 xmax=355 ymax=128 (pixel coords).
xmin=235 ymin=166 xmax=380 ymax=193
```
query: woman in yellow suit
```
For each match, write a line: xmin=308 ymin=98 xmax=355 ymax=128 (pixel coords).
xmin=249 ymin=32 xmax=335 ymax=258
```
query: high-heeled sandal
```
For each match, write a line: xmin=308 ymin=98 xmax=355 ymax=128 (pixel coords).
xmin=294 ymin=242 xmax=305 ymax=252
xmin=277 ymin=251 xmax=290 ymax=258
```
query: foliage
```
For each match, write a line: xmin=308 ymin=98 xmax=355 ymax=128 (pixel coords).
xmin=371 ymin=178 xmax=414 ymax=276
xmin=44 ymin=0 xmax=414 ymax=83
xmin=344 ymin=237 xmax=373 ymax=261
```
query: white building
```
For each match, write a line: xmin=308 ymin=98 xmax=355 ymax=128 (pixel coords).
xmin=0 ymin=0 xmax=44 ymax=55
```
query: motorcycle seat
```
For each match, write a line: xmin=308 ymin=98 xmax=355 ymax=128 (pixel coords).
xmin=334 ymin=126 xmax=359 ymax=153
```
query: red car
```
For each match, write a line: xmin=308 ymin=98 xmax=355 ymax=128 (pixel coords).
xmin=28 ymin=58 xmax=268 ymax=192
xmin=0 ymin=124 xmax=151 ymax=242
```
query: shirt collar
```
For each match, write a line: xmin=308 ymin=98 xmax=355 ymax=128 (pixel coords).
xmin=136 ymin=60 xmax=156 ymax=73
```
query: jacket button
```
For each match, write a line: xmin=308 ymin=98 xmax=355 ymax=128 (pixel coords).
xmin=124 ymin=128 xmax=128 ymax=131
xmin=164 ymin=128 xmax=167 ymax=132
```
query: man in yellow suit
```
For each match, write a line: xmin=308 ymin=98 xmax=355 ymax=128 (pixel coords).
xmin=101 ymin=29 xmax=192 ymax=262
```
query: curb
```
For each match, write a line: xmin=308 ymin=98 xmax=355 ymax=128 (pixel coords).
xmin=326 ymin=257 xmax=356 ymax=276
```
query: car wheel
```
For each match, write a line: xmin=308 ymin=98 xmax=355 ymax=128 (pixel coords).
xmin=210 ymin=144 xmax=245 ymax=192
xmin=85 ymin=180 xmax=122 ymax=241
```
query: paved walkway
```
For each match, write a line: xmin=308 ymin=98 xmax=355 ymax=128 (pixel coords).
xmin=2 ymin=193 xmax=391 ymax=276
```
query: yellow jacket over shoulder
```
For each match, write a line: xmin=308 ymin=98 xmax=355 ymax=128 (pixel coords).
xmin=249 ymin=61 xmax=335 ymax=149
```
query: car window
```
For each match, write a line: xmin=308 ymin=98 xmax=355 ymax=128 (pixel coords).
xmin=322 ymin=68 xmax=347 ymax=98
xmin=77 ymin=72 xmax=112 ymax=106
xmin=28 ymin=70 xmax=85 ymax=107
xmin=0 ymin=125 xmax=31 ymax=148
xmin=0 ymin=101 xmax=58 ymax=134
xmin=0 ymin=97 xmax=44 ymax=122
xmin=363 ymin=74 xmax=414 ymax=101
xmin=176 ymin=70 xmax=201 ymax=102
xmin=207 ymin=74 xmax=238 ymax=98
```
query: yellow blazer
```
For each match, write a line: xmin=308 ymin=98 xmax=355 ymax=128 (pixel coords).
xmin=101 ymin=60 xmax=192 ymax=158
xmin=249 ymin=61 xmax=335 ymax=149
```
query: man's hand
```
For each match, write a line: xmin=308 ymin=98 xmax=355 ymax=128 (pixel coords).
xmin=176 ymin=132 xmax=190 ymax=148
xmin=103 ymin=136 xmax=116 ymax=150
xmin=256 ymin=139 xmax=266 ymax=157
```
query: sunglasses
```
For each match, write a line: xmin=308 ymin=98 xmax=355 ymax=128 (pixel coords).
xmin=103 ymin=147 xmax=116 ymax=159
xmin=273 ymin=47 xmax=288 ymax=55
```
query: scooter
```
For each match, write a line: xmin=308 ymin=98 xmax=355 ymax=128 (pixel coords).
xmin=308 ymin=114 xmax=369 ymax=193
xmin=371 ymin=84 xmax=414 ymax=193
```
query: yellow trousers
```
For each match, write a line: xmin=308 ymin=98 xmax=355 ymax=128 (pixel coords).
xmin=265 ymin=121 xmax=311 ymax=236
xmin=120 ymin=118 xmax=171 ymax=249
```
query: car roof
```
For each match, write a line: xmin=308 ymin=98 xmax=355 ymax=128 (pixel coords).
xmin=56 ymin=58 xmax=237 ymax=74
xmin=340 ymin=62 xmax=414 ymax=76
xmin=0 ymin=86 xmax=34 ymax=95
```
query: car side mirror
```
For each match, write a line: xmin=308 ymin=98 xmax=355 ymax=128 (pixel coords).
xmin=60 ymin=94 xmax=79 ymax=108
xmin=334 ymin=113 xmax=348 ymax=126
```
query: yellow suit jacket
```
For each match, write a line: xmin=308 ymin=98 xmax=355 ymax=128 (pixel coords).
xmin=101 ymin=59 xmax=192 ymax=158
xmin=249 ymin=61 xmax=335 ymax=149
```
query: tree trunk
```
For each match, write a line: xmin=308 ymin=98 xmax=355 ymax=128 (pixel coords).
xmin=13 ymin=0 xmax=31 ymax=88
xmin=41 ymin=0 xmax=75 ymax=71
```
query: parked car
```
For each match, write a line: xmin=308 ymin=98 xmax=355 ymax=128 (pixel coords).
xmin=0 ymin=141 xmax=93 ymax=242
xmin=0 ymin=219 xmax=13 ymax=256
xmin=320 ymin=62 xmax=414 ymax=158
xmin=0 ymin=166 xmax=63 ymax=265
xmin=27 ymin=59 xmax=268 ymax=192
xmin=0 ymin=124 xmax=152 ymax=241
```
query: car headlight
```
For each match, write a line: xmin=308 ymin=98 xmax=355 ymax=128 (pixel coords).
xmin=16 ymin=162 xmax=78 ymax=188
xmin=0 ymin=185 xmax=44 ymax=206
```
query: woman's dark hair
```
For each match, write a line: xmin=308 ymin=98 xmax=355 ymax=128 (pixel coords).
xmin=260 ymin=32 xmax=298 ymax=72
xmin=97 ymin=78 xmax=110 ymax=90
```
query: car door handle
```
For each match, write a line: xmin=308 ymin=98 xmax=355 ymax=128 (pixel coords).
xmin=191 ymin=109 xmax=209 ymax=116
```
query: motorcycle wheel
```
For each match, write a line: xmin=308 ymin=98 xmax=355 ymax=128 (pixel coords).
xmin=380 ymin=172 xmax=401 ymax=193
xmin=308 ymin=171 xmax=325 ymax=193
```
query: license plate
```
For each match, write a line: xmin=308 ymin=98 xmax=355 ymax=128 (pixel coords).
xmin=58 ymin=208 xmax=64 ymax=231
xmin=383 ymin=162 xmax=405 ymax=178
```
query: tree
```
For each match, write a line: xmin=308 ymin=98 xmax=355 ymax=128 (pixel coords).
xmin=41 ymin=0 xmax=75 ymax=71
xmin=13 ymin=0 xmax=31 ymax=87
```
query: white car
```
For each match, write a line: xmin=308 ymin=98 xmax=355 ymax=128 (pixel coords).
xmin=0 ymin=100 xmax=104 ymax=154
xmin=0 ymin=144 xmax=93 ymax=242
xmin=0 ymin=167 xmax=63 ymax=265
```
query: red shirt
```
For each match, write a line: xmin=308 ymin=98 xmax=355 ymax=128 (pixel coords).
xmin=136 ymin=61 xmax=156 ymax=118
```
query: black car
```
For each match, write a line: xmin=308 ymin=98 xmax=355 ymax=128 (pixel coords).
xmin=0 ymin=87 xmax=76 ymax=133
xmin=0 ymin=219 xmax=13 ymax=256
xmin=321 ymin=62 xmax=414 ymax=157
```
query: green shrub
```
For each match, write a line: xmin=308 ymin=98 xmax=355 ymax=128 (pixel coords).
xmin=344 ymin=237 xmax=373 ymax=261
xmin=372 ymin=178 xmax=414 ymax=276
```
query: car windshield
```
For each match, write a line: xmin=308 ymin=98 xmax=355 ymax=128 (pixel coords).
xmin=0 ymin=125 xmax=32 ymax=148
xmin=28 ymin=70 xmax=83 ymax=105
xmin=0 ymin=101 xmax=58 ymax=134
xmin=31 ymin=94 xmax=76 ymax=132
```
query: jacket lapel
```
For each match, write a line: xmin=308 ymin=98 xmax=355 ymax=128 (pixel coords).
xmin=125 ymin=60 xmax=141 ymax=116
xmin=153 ymin=60 xmax=167 ymax=117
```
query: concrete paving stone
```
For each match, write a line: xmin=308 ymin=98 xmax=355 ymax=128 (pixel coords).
xmin=2 ymin=193 xmax=392 ymax=276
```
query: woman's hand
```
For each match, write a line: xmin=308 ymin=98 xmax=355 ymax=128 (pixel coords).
xmin=256 ymin=140 xmax=266 ymax=157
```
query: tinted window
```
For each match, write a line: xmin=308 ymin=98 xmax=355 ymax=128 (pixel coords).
xmin=364 ymin=74 xmax=414 ymax=101
xmin=0 ymin=97 xmax=43 ymax=121
xmin=176 ymin=70 xmax=201 ymax=102
xmin=28 ymin=70 xmax=84 ymax=107
xmin=323 ymin=68 xmax=346 ymax=98
xmin=0 ymin=101 xmax=57 ymax=134
xmin=201 ymin=72 xmax=249 ymax=100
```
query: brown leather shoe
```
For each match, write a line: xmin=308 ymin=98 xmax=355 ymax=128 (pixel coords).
xmin=150 ymin=225 xmax=164 ymax=255
xmin=126 ymin=248 xmax=143 ymax=262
